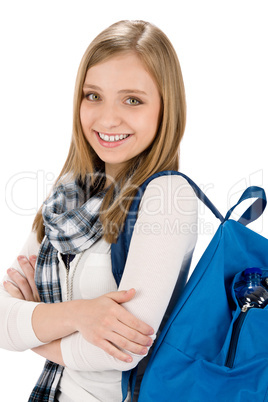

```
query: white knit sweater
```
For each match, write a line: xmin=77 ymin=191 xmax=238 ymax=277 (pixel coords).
xmin=0 ymin=175 xmax=198 ymax=401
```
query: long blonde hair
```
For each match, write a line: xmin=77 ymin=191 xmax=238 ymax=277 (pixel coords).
xmin=33 ymin=20 xmax=187 ymax=243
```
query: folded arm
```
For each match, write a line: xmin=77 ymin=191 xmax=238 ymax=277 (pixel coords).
xmin=0 ymin=235 xmax=153 ymax=363
xmin=1 ymin=175 xmax=198 ymax=372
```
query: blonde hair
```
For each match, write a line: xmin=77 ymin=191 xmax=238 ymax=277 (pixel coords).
xmin=33 ymin=20 xmax=187 ymax=243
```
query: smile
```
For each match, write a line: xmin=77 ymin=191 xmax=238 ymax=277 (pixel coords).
xmin=98 ymin=132 xmax=131 ymax=142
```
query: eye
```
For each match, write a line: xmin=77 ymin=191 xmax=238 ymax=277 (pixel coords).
xmin=125 ymin=97 xmax=142 ymax=106
xmin=86 ymin=93 xmax=101 ymax=101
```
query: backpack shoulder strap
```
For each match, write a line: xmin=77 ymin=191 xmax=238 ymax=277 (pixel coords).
xmin=111 ymin=170 xmax=223 ymax=286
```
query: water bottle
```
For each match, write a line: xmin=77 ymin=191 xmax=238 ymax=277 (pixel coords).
xmin=235 ymin=267 xmax=268 ymax=311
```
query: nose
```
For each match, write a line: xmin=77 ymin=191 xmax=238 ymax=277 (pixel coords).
xmin=98 ymin=102 xmax=122 ymax=130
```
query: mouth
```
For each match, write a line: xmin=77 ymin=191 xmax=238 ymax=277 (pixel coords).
xmin=93 ymin=130 xmax=132 ymax=148
xmin=97 ymin=132 xmax=131 ymax=143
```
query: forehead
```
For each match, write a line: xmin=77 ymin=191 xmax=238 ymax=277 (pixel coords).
xmin=84 ymin=52 xmax=158 ymax=94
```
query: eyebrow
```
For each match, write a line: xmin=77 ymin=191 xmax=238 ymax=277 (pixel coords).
xmin=83 ymin=84 xmax=102 ymax=90
xmin=83 ymin=84 xmax=148 ymax=96
xmin=118 ymin=89 xmax=148 ymax=95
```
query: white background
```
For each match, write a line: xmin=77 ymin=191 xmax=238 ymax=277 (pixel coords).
xmin=0 ymin=0 xmax=267 ymax=400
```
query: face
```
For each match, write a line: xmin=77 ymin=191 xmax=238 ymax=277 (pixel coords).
xmin=80 ymin=52 xmax=162 ymax=179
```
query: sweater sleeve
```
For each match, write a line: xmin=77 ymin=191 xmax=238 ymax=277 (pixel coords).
xmin=0 ymin=231 xmax=45 ymax=351
xmin=61 ymin=175 xmax=198 ymax=371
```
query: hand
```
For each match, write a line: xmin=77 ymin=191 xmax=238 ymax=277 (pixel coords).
xmin=4 ymin=255 xmax=40 ymax=302
xmin=73 ymin=289 xmax=154 ymax=362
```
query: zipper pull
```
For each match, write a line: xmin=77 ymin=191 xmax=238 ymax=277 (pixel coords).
xmin=241 ymin=302 xmax=254 ymax=312
xmin=263 ymin=277 xmax=268 ymax=289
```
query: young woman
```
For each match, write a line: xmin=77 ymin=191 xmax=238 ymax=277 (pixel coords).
xmin=0 ymin=20 xmax=197 ymax=401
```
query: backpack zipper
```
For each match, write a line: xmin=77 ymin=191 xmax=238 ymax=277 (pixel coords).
xmin=224 ymin=304 xmax=252 ymax=368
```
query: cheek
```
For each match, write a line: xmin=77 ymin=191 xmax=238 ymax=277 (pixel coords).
xmin=142 ymin=108 xmax=161 ymax=140
xmin=80 ymin=102 xmax=94 ymax=131
xmin=79 ymin=105 xmax=86 ymax=130
xmin=133 ymin=107 xmax=160 ymax=132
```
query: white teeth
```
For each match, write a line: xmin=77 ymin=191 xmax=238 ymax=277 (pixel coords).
xmin=98 ymin=132 xmax=130 ymax=142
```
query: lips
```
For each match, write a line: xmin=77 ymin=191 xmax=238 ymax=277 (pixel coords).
xmin=93 ymin=130 xmax=132 ymax=148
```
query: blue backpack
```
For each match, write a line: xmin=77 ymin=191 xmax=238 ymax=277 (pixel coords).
xmin=111 ymin=170 xmax=268 ymax=402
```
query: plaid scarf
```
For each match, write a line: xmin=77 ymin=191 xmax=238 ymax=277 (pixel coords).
xmin=28 ymin=176 xmax=105 ymax=401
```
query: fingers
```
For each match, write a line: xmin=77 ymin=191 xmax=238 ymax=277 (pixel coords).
xmin=6 ymin=268 xmax=35 ymax=301
xmin=117 ymin=305 xmax=154 ymax=337
xmin=17 ymin=255 xmax=40 ymax=301
xmin=123 ymin=314 xmax=154 ymax=337
xmin=105 ymin=289 xmax=154 ymax=336
xmin=89 ymin=322 xmax=152 ymax=362
xmin=97 ymin=339 xmax=135 ymax=363
xmin=5 ymin=255 xmax=40 ymax=302
xmin=95 ymin=310 xmax=153 ymax=352
xmin=109 ymin=330 xmax=151 ymax=356
xmin=76 ymin=295 xmax=155 ymax=362
xmin=90 ymin=330 xmax=150 ymax=363
xmin=105 ymin=312 xmax=153 ymax=359
xmin=94 ymin=298 xmax=154 ymax=360
xmin=113 ymin=320 xmax=153 ymax=349
xmin=3 ymin=280 xmax=24 ymax=299
xmin=106 ymin=288 xmax=136 ymax=304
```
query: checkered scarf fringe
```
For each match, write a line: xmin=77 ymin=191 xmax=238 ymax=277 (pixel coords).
xmin=28 ymin=176 xmax=105 ymax=401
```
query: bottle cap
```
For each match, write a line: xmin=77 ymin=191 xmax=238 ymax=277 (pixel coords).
xmin=244 ymin=267 xmax=262 ymax=276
